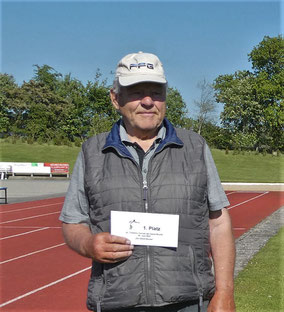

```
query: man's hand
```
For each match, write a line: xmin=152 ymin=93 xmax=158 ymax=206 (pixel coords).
xmin=84 ymin=232 xmax=134 ymax=263
xmin=207 ymin=290 xmax=236 ymax=312
xmin=62 ymin=223 xmax=133 ymax=263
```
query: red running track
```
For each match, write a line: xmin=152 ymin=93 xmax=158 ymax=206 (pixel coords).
xmin=0 ymin=191 xmax=283 ymax=311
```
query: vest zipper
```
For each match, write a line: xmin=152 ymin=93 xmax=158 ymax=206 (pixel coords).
xmin=143 ymin=180 xmax=148 ymax=212
xmin=142 ymin=179 xmax=154 ymax=305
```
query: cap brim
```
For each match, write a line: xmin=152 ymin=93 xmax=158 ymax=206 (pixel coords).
xmin=118 ymin=75 xmax=167 ymax=87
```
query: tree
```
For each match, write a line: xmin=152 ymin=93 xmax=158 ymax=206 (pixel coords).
xmin=193 ymin=79 xmax=217 ymax=134
xmin=57 ymin=73 xmax=90 ymax=140
xmin=33 ymin=64 xmax=62 ymax=91
xmin=0 ymin=74 xmax=33 ymax=137
xmin=166 ymin=87 xmax=188 ymax=127
xmin=1 ymin=65 xmax=200 ymax=142
xmin=0 ymin=74 xmax=18 ymax=134
xmin=85 ymin=70 xmax=119 ymax=135
xmin=214 ymin=35 xmax=283 ymax=151
xmin=249 ymin=36 xmax=284 ymax=150
xmin=248 ymin=35 xmax=283 ymax=78
xmin=195 ymin=121 xmax=233 ymax=150
xmin=21 ymin=80 xmax=69 ymax=140
xmin=215 ymin=70 xmax=261 ymax=133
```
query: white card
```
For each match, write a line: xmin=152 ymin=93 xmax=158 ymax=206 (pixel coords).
xmin=110 ymin=211 xmax=179 ymax=248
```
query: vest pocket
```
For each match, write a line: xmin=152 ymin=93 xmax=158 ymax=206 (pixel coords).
xmin=153 ymin=245 xmax=204 ymax=304
xmin=99 ymin=256 xmax=146 ymax=308
xmin=188 ymin=245 xmax=204 ymax=301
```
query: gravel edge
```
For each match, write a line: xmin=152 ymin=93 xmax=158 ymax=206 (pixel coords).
xmin=234 ymin=206 xmax=284 ymax=277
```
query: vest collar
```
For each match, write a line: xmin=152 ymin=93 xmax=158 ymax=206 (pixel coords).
xmin=102 ymin=118 xmax=184 ymax=158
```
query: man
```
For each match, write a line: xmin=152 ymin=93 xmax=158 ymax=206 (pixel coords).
xmin=59 ymin=52 xmax=236 ymax=312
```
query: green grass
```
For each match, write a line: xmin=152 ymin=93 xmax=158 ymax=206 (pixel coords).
xmin=211 ymin=149 xmax=283 ymax=183
xmin=0 ymin=140 xmax=283 ymax=182
xmin=235 ymin=227 xmax=284 ymax=312
xmin=0 ymin=140 xmax=81 ymax=173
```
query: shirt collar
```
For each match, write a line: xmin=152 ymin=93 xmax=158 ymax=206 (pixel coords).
xmin=119 ymin=120 xmax=166 ymax=145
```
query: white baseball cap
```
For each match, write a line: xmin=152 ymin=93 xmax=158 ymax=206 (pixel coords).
xmin=115 ymin=51 xmax=167 ymax=86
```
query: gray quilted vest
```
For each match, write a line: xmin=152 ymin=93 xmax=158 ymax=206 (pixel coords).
xmin=82 ymin=124 xmax=215 ymax=311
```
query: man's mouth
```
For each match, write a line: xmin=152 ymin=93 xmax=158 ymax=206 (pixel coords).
xmin=137 ymin=111 xmax=156 ymax=115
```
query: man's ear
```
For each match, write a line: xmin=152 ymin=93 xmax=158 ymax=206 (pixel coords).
xmin=110 ymin=89 xmax=120 ymax=111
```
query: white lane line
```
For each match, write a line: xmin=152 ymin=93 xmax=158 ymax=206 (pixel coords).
xmin=226 ymin=191 xmax=238 ymax=196
xmin=0 ymin=225 xmax=61 ymax=229
xmin=0 ymin=243 xmax=66 ymax=264
xmin=0 ymin=227 xmax=50 ymax=240
xmin=222 ymin=182 xmax=283 ymax=186
xmin=0 ymin=266 xmax=92 ymax=307
xmin=237 ymin=191 xmax=267 ymax=194
xmin=226 ymin=191 xmax=266 ymax=196
xmin=0 ymin=202 xmax=64 ymax=214
xmin=228 ymin=191 xmax=269 ymax=210
xmin=0 ymin=211 xmax=60 ymax=225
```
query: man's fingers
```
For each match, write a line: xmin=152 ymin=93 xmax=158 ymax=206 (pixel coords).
xmin=91 ymin=232 xmax=134 ymax=263
xmin=106 ymin=234 xmax=132 ymax=245
xmin=104 ymin=250 xmax=133 ymax=263
xmin=100 ymin=234 xmax=134 ymax=252
xmin=103 ymin=242 xmax=134 ymax=252
xmin=101 ymin=235 xmax=134 ymax=262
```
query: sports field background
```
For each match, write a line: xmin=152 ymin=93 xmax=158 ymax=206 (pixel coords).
xmin=0 ymin=140 xmax=283 ymax=311
xmin=1 ymin=140 xmax=283 ymax=183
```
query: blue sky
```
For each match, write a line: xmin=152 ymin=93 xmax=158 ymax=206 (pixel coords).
xmin=1 ymin=0 xmax=282 ymax=120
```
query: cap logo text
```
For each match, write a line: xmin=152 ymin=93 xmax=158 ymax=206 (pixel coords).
xmin=130 ymin=63 xmax=154 ymax=70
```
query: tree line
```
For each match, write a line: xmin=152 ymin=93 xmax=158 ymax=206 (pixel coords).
xmin=0 ymin=35 xmax=283 ymax=152
xmin=215 ymin=35 xmax=283 ymax=152
xmin=0 ymin=67 xmax=192 ymax=145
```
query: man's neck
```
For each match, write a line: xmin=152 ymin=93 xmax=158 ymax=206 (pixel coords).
xmin=122 ymin=121 xmax=159 ymax=152
xmin=127 ymin=134 xmax=157 ymax=152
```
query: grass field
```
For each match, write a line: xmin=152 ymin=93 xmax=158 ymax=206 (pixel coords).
xmin=0 ymin=140 xmax=283 ymax=182
xmin=211 ymin=149 xmax=283 ymax=183
xmin=0 ymin=140 xmax=81 ymax=173
xmin=235 ymin=227 xmax=284 ymax=312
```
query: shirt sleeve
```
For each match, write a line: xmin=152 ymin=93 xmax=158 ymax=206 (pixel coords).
xmin=59 ymin=150 xmax=91 ymax=225
xmin=204 ymin=144 xmax=230 ymax=211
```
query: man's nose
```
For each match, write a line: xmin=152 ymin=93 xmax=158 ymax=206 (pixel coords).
xmin=140 ymin=95 xmax=154 ymax=106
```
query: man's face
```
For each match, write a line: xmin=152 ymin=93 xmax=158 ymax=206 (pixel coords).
xmin=111 ymin=82 xmax=166 ymax=138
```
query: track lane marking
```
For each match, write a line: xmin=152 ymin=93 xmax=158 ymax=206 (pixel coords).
xmin=236 ymin=191 xmax=267 ymax=194
xmin=0 ymin=227 xmax=50 ymax=240
xmin=0 ymin=202 xmax=64 ymax=214
xmin=0 ymin=211 xmax=60 ymax=225
xmin=0 ymin=243 xmax=66 ymax=264
xmin=0 ymin=191 xmax=274 ymax=308
xmin=0 ymin=225 xmax=61 ymax=229
xmin=226 ymin=191 xmax=238 ymax=196
xmin=228 ymin=191 xmax=269 ymax=210
xmin=0 ymin=266 xmax=92 ymax=307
